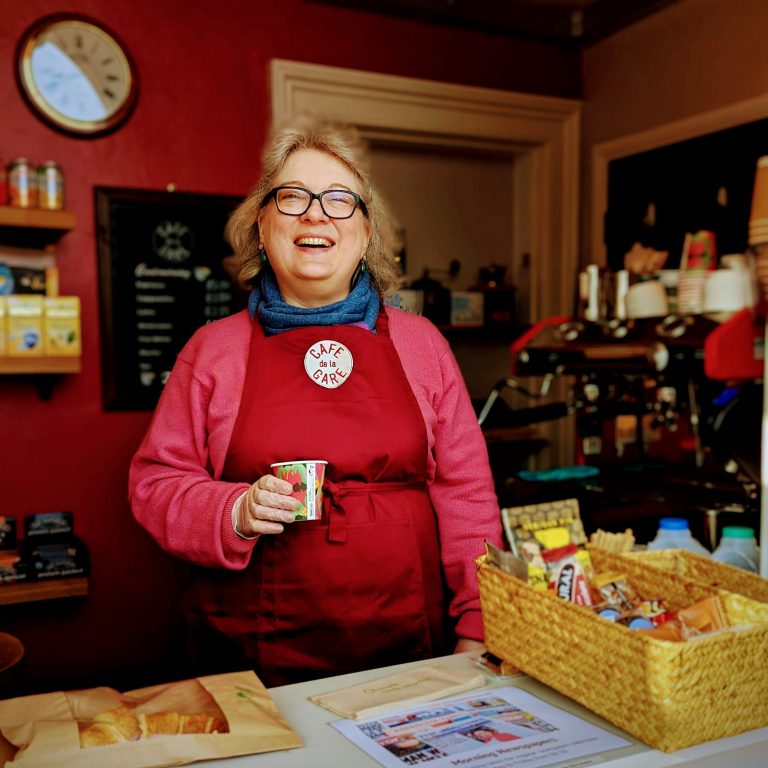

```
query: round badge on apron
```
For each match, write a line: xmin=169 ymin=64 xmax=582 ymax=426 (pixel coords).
xmin=304 ymin=339 xmax=353 ymax=389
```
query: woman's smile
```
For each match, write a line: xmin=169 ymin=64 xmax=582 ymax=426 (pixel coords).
xmin=294 ymin=235 xmax=335 ymax=248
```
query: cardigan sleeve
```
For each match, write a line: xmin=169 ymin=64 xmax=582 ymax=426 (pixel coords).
xmin=388 ymin=309 xmax=503 ymax=642
xmin=128 ymin=316 xmax=255 ymax=569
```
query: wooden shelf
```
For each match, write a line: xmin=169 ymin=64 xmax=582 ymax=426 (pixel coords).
xmin=0 ymin=577 xmax=87 ymax=606
xmin=0 ymin=206 xmax=75 ymax=231
xmin=0 ymin=205 xmax=75 ymax=248
xmin=0 ymin=357 xmax=81 ymax=374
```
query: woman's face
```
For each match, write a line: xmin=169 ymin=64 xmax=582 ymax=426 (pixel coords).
xmin=258 ymin=148 xmax=370 ymax=307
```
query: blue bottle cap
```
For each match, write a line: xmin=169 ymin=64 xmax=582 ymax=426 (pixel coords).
xmin=627 ymin=617 xmax=655 ymax=630
xmin=659 ymin=517 xmax=688 ymax=531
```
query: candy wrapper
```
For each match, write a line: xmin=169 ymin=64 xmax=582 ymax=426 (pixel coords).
xmin=542 ymin=544 xmax=594 ymax=606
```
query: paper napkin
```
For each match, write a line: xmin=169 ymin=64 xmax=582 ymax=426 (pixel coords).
xmin=308 ymin=664 xmax=487 ymax=720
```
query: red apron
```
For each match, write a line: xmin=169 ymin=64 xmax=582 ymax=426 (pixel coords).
xmin=187 ymin=311 xmax=448 ymax=686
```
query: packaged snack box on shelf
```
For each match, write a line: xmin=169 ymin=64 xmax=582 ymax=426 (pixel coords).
xmin=43 ymin=296 xmax=80 ymax=356
xmin=0 ymin=551 xmax=30 ymax=585
xmin=477 ymin=546 xmax=768 ymax=752
xmin=6 ymin=295 xmax=43 ymax=356
xmin=21 ymin=537 xmax=89 ymax=581
xmin=21 ymin=513 xmax=87 ymax=581
xmin=24 ymin=511 xmax=74 ymax=541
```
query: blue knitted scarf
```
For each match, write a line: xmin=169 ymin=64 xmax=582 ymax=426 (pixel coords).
xmin=248 ymin=265 xmax=380 ymax=335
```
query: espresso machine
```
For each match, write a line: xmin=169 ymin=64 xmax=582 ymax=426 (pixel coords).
xmin=478 ymin=309 xmax=762 ymax=548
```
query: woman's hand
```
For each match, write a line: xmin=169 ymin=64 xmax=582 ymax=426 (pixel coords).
xmin=235 ymin=474 xmax=299 ymax=537
xmin=454 ymin=637 xmax=485 ymax=656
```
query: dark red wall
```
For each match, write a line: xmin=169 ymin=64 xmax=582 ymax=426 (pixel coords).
xmin=0 ymin=0 xmax=578 ymax=692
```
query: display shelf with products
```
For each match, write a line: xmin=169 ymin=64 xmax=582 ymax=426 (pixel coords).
xmin=0 ymin=206 xmax=81 ymax=392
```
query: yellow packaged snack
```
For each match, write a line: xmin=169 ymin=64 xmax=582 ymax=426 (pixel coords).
xmin=7 ymin=295 xmax=43 ymax=356
xmin=533 ymin=526 xmax=571 ymax=550
xmin=44 ymin=296 xmax=81 ymax=356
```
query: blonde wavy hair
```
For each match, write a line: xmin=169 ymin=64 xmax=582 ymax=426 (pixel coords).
xmin=226 ymin=113 xmax=402 ymax=298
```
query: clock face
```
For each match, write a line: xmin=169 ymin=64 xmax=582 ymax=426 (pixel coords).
xmin=17 ymin=15 xmax=137 ymax=136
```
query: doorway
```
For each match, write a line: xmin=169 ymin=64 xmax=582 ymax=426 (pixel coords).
xmin=270 ymin=59 xmax=581 ymax=467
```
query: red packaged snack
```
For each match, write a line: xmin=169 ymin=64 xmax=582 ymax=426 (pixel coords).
xmin=541 ymin=544 xmax=594 ymax=606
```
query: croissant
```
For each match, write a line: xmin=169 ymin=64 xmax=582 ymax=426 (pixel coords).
xmin=93 ymin=706 xmax=142 ymax=740
xmin=139 ymin=710 xmax=180 ymax=737
xmin=79 ymin=708 xmax=228 ymax=748
xmin=78 ymin=721 xmax=125 ymax=748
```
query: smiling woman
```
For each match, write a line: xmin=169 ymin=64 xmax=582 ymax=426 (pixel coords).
xmin=254 ymin=149 xmax=371 ymax=306
xmin=129 ymin=113 xmax=503 ymax=686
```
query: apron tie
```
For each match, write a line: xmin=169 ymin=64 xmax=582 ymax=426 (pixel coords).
xmin=322 ymin=479 xmax=348 ymax=543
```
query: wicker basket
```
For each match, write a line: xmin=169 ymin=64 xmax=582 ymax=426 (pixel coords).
xmin=478 ymin=547 xmax=768 ymax=752
xmin=624 ymin=549 xmax=768 ymax=603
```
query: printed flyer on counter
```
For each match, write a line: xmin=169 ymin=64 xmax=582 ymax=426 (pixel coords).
xmin=332 ymin=687 xmax=631 ymax=768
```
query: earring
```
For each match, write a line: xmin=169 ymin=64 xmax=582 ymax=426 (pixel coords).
xmin=361 ymin=256 xmax=367 ymax=273
xmin=258 ymin=242 xmax=267 ymax=263
xmin=350 ymin=258 xmax=365 ymax=289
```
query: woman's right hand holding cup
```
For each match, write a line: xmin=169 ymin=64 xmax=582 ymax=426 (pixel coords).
xmin=235 ymin=474 xmax=299 ymax=537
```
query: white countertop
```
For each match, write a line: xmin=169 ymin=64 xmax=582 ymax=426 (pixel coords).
xmin=204 ymin=653 xmax=768 ymax=768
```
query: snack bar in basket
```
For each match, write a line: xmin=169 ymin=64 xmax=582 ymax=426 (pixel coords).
xmin=501 ymin=498 xmax=591 ymax=593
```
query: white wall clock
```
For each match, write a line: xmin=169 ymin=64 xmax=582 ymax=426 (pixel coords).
xmin=16 ymin=14 xmax=138 ymax=137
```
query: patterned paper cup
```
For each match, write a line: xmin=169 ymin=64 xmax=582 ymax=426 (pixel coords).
xmin=270 ymin=460 xmax=328 ymax=521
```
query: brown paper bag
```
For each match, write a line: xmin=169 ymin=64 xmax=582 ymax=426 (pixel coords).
xmin=0 ymin=671 xmax=301 ymax=768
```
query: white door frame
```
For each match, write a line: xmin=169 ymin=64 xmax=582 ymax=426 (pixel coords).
xmin=270 ymin=59 xmax=581 ymax=325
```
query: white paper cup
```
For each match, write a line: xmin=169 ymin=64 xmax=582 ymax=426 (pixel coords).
xmin=676 ymin=271 xmax=708 ymax=314
xmin=702 ymin=269 xmax=748 ymax=314
xmin=270 ymin=460 xmax=328 ymax=521
xmin=626 ymin=279 xmax=668 ymax=319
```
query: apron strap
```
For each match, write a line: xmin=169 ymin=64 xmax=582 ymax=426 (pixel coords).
xmin=323 ymin=479 xmax=426 ymax=543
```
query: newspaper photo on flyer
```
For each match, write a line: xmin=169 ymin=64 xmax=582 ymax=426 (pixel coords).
xmin=331 ymin=686 xmax=631 ymax=768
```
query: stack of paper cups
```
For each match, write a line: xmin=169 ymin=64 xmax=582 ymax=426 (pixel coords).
xmin=676 ymin=271 xmax=707 ymax=314
xmin=749 ymin=156 xmax=768 ymax=247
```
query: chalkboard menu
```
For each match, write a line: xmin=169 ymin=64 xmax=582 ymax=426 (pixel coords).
xmin=96 ymin=187 xmax=244 ymax=410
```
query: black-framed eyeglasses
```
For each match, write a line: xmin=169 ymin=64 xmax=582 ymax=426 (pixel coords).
xmin=264 ymin=186 xmax=367 ymax=219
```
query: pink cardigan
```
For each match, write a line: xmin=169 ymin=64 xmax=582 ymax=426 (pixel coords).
xmin=129 ymin=307 xmax=502 ymax=641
